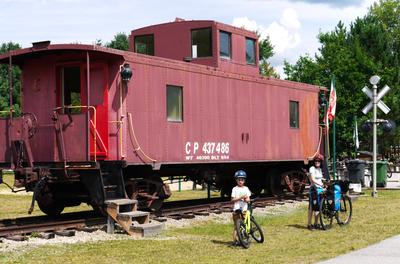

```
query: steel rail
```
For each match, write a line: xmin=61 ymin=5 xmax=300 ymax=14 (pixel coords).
xmin=156 ymin=195 xmax=307 ymax=218
xmin=0 ymin=195 xmax=307 ymax=238
xmin=0 ymin=211 xmax=105 ymax=237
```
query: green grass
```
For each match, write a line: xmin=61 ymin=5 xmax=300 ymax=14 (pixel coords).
xmin=168 ymin=189 xmax=221 ymax=201
xmin=2 ymin=190 xmax=400 ymax=263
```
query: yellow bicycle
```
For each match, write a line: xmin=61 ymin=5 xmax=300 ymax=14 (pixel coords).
xmin=235 ymin=199 xmax=264 ymax=249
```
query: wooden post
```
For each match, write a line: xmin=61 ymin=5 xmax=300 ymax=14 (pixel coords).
xmin=107 ymin=215 xmax=115 ymax=234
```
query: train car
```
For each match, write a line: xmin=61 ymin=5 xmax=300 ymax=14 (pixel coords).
xmin=0 ymin=19 xmax=323 ymax=216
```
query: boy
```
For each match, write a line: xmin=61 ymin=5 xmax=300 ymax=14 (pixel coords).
xmin=231 ymin=170 xmax=251 ymax=245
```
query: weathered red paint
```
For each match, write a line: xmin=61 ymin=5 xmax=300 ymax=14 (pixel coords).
xmin=0 ymin=20 xmax=322 ymax=169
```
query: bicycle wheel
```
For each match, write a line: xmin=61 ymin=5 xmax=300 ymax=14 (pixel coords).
xmin=319 ymin=197 xmax=333 ymax=230
xmin=336 ymin=194 xmax=352 ymax=225
xmin=250 ymin=216 xmax=264 ymax=243
xmin=235 ymin=218 xmax=250 ymax=249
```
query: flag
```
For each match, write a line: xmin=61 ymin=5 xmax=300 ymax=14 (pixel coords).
xmin=353 ymin=117 xmax=359 ymax=149
xmin=327 ymin=78 xmax=337 ymax=121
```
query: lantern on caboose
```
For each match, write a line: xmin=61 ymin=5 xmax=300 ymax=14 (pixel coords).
xmin=120 ymin=63 xmax=133 ymax=82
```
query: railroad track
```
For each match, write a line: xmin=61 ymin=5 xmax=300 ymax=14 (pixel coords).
xmin=0 ymin=194 xmax=307 ymax=238
xmin=0 ymin=211 xmax=105 ymax=238
xmin=154 ymin=194 xmax=308 ymax=220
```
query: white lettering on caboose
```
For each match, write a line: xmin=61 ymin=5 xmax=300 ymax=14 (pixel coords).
xmin=185 ymin=141 xmax=230 ymax=161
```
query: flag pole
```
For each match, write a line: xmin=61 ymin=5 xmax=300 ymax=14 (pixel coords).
xmin=354 ymin=115 xmax=358 ymax=158
xmin=332 ymin=76 xmax=336 ymax=181
xmin=333 ymin=113 xmax=336 ymax=180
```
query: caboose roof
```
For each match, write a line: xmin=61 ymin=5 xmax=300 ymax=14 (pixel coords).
xmin=0 ymin=44 xmax=125 ymax=66
xmin=131 ymin=19 xmax=258 ymax=39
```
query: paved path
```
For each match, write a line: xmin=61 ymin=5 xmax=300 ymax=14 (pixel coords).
xmin=321 ymin=173 xmax=400 ymax=263
xmin=320 ymin=235 xmax=400 ymax=264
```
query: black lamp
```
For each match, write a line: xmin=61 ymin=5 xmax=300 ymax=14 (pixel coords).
xmin=120 ymin=63 xmax=133 ymax=82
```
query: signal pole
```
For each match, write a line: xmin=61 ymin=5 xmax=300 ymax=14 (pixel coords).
xmin=372 ymin=76 xmax=378 ymax=198
xmin=361 ymin=75 xmax=390 ymax=198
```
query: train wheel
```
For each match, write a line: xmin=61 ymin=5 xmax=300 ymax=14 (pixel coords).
xmin=37 ymin=192 xmax=64 ymax=216
xmin=282 ymin=170 xmax=307 ymax=195
xmin=125 ymin=176 xmax=167 ymax=211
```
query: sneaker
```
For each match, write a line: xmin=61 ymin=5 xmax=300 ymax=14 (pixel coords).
xmin=313 ymin=224 xmax=321 ymax=230
xmin=307 ymin=225 xmax=315 ymax=231
xmin=231 ymin=241 xmax=240 ymax=246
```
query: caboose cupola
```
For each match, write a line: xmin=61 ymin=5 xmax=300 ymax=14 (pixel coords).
xmin=130 ymin=19 xmax=260 ymax=76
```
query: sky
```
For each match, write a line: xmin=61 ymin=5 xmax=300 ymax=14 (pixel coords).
xmin=0 ymin=0 xmax=377 ymax=76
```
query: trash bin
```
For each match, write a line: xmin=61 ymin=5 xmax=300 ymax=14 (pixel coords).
xmin=370 ymin=160 xmax=388 ymax=187
xmin=346 ymin=159 xmax=366 ymax=185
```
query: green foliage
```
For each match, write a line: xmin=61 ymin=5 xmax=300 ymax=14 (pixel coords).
xmin=0 ymin=42 xmax=22 ymax=117
xmin=284 ymin=0 xmax=400 ymax=156
xmin=106 ymin=32 xmax=129 ymax=51
xmin=258 ymin=37 xmax=280 ymax=78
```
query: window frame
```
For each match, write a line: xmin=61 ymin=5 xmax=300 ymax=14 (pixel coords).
xmin=219 ymin=30 xmax=231 ymax=59
xmin=289 ymin=101 xmax=299 ymax=129
xmin=245 ymin=37 xmax=256 ymax=65
xmin=166 ymin=85 xmax=183 ymax=123
xmin=191 ymin=27 xmax=213 ymax=58
xmin=134 ymin=34 xmax=155 ymax=56
xmin=60 ymin=65 xmax=82 ymax=114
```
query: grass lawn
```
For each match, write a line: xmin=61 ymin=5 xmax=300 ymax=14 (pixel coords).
xmin=168 ymin=189 xmax=221 ymax=201
xmin=1 ymin=189 xmax=400 ymax=263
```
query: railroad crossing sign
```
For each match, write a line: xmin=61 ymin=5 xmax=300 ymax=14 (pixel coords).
xmin=361 ymin=75 xmax=391 ymax=198
xmin=361 ymin=84 xmax=391 ymax=115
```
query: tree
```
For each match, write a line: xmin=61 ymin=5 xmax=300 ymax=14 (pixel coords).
xmin=283 ymin=0 xmax=400 ymax=157
xmin=106 ymin=33 xmax=129 ymax=51
xmin=258 ymin=37 xmax=279 ymax=78
xmin=0 ymin=42 xmax=21 ymax=117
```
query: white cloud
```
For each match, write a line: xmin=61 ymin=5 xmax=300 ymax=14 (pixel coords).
xmin=232 ymin=17 xmax=259 ymax=32
xmin=280 ymin=8 xmax=301 ymax=29
xmin=265 ymin=22 xmax=301 ymax=54
xmin=233 ymin=8 xmax=301 ymax=55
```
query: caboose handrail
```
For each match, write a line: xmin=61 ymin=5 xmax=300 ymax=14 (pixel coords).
xmin=308 ymin=126 xmax=323 ymax=161
xmin=53 ymin=105 xmax=97 ymax=162
xmin=127 ymin=112 xmax=157 ymax=163
xmin=0 ymin=109 xmax=15 ymax=115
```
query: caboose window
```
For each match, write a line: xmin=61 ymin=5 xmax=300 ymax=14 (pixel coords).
xmin=191 ymin=28 xmax=212 ymax=58
xmin=134 ymin=34 xmax=154 ymax=55
xmin=246 ymin=38 xmax=256 ymax=65
xmin=290 ymin=101 xmax=299 ymax=128
xmin=61 ymin=66 xmax=81 ymax=113
xmin=219 ymin=31 xmax=231 ymax=59
xmin=167 ymin=85 xmax=183 ymax=122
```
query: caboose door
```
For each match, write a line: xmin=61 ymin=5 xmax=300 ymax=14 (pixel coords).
xmin=84 ymin=63 xmax=109 ymax=159
xmin=57 ymin=62 xmax=109 ymax=160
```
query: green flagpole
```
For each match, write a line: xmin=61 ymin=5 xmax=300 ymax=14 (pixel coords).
xmin=354 ymin=116 xmax=357 ymax=158
xmin=333 ymin=115 xmax=336 ymax=180
xmin=332 ymin=76 xmax=336 ymax=180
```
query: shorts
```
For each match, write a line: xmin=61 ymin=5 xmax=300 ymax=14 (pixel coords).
xmin=309 ymin=186 xmax=323 ymax=211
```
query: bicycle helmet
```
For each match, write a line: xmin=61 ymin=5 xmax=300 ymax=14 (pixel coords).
xmin=314 ymin=153 xmax=324 ymax=161
xmin=234 ymin=170 xmax=247 ymax=179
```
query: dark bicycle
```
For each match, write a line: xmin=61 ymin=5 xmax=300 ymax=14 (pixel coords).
xmin=319 ymin=181 xmax=352 ymax=230
xmin=235 ymin=199 xmax=264 ymax=249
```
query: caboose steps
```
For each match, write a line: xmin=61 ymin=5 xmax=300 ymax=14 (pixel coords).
xmin=105 ymin=198 xmax=138 ymax=206
xmin=117 ymin=211 xmax=150 ymax=221
xmin=105 ymin=198 xmax=164 ymax=237
xmin=130 ymin=221 xmax=165 ymax=238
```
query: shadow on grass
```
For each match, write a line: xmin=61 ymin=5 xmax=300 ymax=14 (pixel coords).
xmin=211 ymin=239 xmax=237 ymax=247
xmin=287 ymin=224 xmax=309 ymax=230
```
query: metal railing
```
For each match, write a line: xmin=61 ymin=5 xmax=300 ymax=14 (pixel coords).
xmin=53 ymin=106 xmax=97 ymax=162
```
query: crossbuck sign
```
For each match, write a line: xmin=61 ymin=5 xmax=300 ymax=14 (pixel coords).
xmin=361 ymin=85 xmax=391 ymax=115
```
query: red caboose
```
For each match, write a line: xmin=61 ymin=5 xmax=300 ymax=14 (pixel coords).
xmin=0 ymin=19 xmax=323 ymax=215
